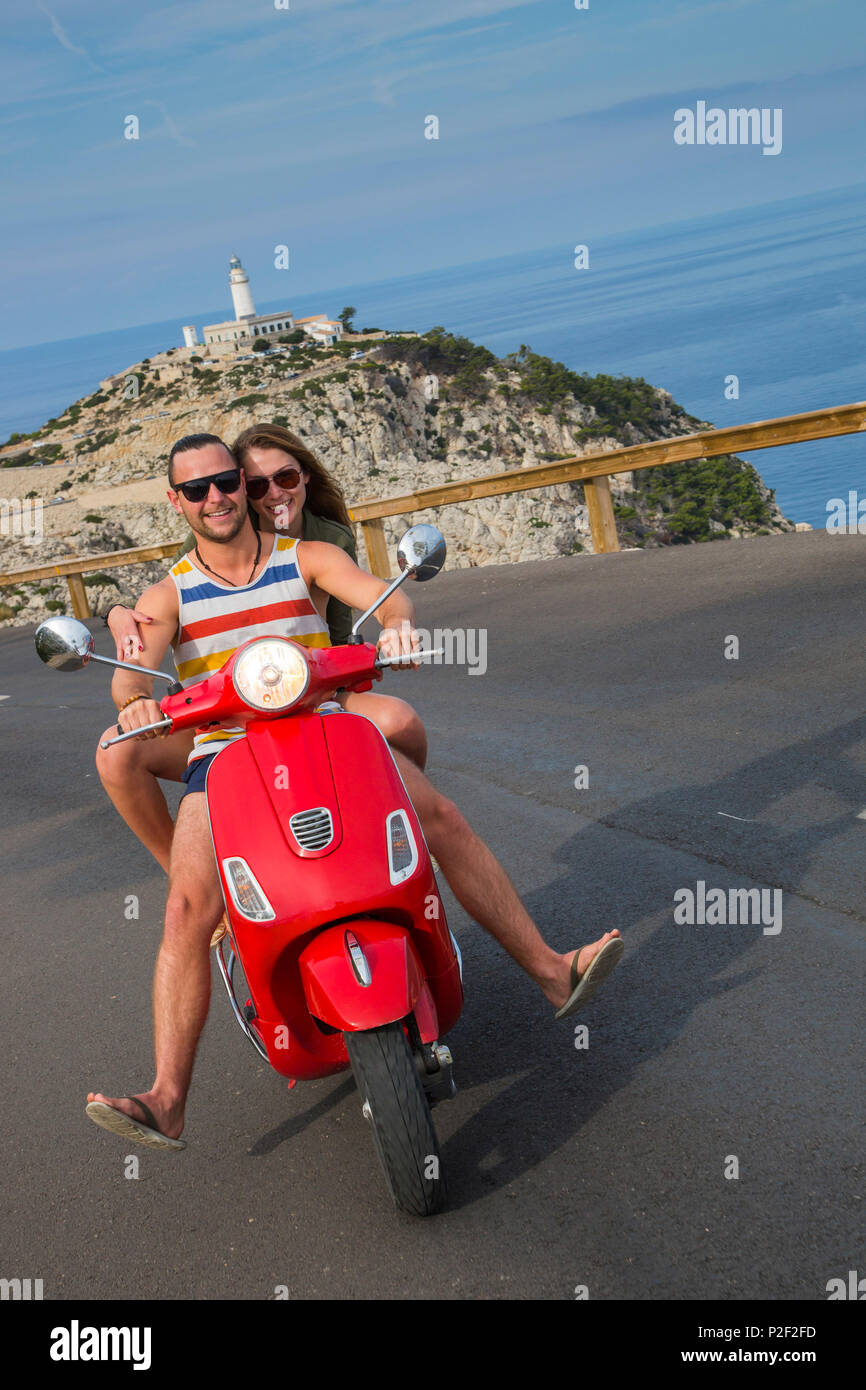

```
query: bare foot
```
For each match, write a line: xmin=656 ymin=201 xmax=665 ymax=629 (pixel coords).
xmin=85 ymin=1090 xmax=184 ymax=1142
xmin=543 ymin=929 xmax=623 ymax=1011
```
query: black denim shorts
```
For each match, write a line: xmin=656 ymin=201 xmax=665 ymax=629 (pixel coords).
xmin=180 ymin=751 xmax=220 ymax=799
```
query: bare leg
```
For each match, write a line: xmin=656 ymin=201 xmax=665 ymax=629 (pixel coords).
xmin=391 ymin=750 xmax=621 ymax=1010
xmin=87 ymin=792 xmax=222 ymax=1138
xmin=95 ymin=727 xmax=195 ymax=873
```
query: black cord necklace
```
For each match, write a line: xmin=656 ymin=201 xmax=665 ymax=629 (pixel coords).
xmin=194 ymin=529 xmax=262 ymax=587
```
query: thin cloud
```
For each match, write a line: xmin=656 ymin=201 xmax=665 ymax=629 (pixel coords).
xmin=142 ymin=99 xmax=196 ymax=148
xmin=35 ymin=1 xmax=106 ymax=72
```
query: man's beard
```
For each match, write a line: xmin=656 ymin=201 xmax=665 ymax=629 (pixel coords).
xmin=187 ymin=501 xmax=249 ymax=544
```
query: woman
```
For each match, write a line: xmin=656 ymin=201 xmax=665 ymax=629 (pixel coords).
xmin=98 ymin=423 xmax=428 ymax=878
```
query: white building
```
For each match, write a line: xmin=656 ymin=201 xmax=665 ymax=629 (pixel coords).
xmin=179 ymin=256 xmax=342 ymax=353
xmin=293 ymin=315 xmax=344 ymax=347
xmin=229 ymin=255 xmax=256 ymax=321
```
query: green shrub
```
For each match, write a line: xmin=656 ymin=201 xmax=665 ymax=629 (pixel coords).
xmin=377 ymin=327 xmax=496 ymax=399
xmin=635 ymin=453 xmax=771 ymax=543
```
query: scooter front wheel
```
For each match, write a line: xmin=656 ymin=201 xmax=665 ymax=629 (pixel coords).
xmin=344 ymin=1021 xmax=446 ymax=1217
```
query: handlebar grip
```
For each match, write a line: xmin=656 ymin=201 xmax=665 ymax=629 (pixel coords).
xmin=99 ymin=716 xmax=173 ymax=749
xmin=374 ymin=647 xmax=444 ymax=668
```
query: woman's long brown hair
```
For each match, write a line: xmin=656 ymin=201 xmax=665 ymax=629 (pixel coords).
xmin=231 ymin=422 xmax=352 ymax=528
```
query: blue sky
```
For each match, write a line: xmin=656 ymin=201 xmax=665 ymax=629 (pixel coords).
xmin=1 ymin=0 xmax=864 ymax=348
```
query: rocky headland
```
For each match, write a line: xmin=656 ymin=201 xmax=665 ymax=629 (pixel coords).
xmin=0 ymin=327 xmax=792 ymax=627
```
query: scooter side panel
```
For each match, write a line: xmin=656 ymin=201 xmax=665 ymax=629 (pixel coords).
xmin=206 ymin=737 xmax=349 ymax=1078
xmin=321 ymin=711 xmax=463 ymax=1035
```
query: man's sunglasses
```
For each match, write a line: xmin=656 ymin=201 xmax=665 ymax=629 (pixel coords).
xmin=244 ymin=466 xmax=303 ymax=501
xmin=175 ymin=469 xmax=243 ymax=503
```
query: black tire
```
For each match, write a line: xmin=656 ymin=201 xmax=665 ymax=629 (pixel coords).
xmin=344 ymin=1021 xmax=447 ymax=1216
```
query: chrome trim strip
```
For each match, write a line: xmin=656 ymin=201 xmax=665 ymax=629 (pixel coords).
xmin=215 ymin=941 xmax=270 ymax=1060
xmin=448 ymin=928 xmax=463 ymax=983
xmin=346 ymin=932 xmax=373 ymax=987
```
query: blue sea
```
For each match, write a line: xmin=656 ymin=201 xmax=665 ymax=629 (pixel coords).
xmin=1 ymin=183 xmax=863 ymax=529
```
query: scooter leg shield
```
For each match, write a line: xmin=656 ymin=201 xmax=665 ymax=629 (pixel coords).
xmin=298 ymin=920 xmax=429 ymax=1033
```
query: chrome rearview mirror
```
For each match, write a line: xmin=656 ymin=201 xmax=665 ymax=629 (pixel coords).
xmin=350 ymin=525 xmax=447 ymax=641
xmin=396 ymin=524 xmax=446 ymax=582
xmin=34 ymin=616 xmax=95 ymax=671
xmin=35 ymin=614 xmax=181 ymax=687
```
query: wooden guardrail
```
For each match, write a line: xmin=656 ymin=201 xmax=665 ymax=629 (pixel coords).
xmin=350 ymin=401 xmax=866 ymax=576
xmin=0 ymin=543 xmax=182 ymax=620
xmin=1 ymin=401 xmax=864 ymax=610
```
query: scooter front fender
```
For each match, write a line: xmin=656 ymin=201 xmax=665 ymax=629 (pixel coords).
xmin=299 ymin=920 xmax=433 ymax=1033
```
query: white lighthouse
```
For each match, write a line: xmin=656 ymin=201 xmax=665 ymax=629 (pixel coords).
xmin=229 ymin=254 xmax=256 ymax=321
xmin=196 ymin=254 xmax=333 ymax=352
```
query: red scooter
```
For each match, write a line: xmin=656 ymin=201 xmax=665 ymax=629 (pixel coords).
xmin=36 ymin=525 xmax=463 ymax=1216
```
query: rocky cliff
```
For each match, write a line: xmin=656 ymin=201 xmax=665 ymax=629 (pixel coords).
xmin=0 ymin=328 xmax=792 ymax=626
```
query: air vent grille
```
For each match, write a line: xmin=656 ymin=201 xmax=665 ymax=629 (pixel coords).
xmin=290 ymin=807 xmax=334 ymax=850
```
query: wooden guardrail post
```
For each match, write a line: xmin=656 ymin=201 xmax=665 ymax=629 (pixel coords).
xmin=66 ymin=574 xmax=91 ymax=619
xmin=359 ymin=518 xmax=391 ymax=579
xmin=584 ymin=476 xmax=620 ymax=554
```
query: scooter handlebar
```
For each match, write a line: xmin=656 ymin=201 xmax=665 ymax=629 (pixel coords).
xmin=99 ymin=716 xmax=173 ymax=749
xmin=374 ymin=647 xmax=444 ymax=668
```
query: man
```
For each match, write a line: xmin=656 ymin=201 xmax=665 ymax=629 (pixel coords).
xmin=86 ymin=434 xmax=622 ymax=1148
xmin=96 ymin=425 xmax=427 ymax=876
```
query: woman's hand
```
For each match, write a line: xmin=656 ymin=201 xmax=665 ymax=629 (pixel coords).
xmin=106 ymin=605 xmax=153 ymax=663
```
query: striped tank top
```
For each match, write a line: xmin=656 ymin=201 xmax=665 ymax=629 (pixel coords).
xmin=169 ymin=534 xmax=331 ymax=762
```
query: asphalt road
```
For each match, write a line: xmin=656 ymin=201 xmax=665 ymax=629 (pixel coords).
xmin=0 ymin=530 xmax=863 ymax=1301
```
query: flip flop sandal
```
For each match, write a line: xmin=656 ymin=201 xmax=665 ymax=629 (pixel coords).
xmin=210 ymin=913 xmax=229 ymax=950
xmin=554 ymin=936 xmax=624 ymax=1019
xmin=85 ymin=1097 xmax=186 ymax=1152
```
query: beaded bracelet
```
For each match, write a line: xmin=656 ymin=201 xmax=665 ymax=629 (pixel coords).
xmin=117 ymin=693 xmax=149 ymax=713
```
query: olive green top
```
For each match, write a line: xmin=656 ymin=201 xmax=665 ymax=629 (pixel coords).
xmin=174 ymin=511 xmax=358 ymax=645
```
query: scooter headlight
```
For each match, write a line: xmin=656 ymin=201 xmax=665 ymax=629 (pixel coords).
xmin=233 ymin=638 xmax=309 ymax=712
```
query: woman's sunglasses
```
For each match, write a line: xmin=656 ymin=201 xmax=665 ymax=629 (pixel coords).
xmin=175 ymin=469 xmax=242 ymax=504
xmin=244 ymin=466 xmax=303 ymax=501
